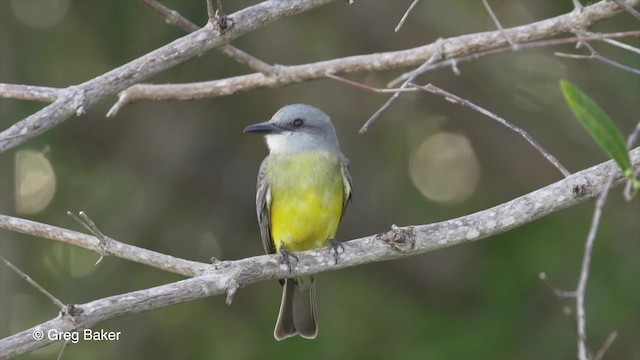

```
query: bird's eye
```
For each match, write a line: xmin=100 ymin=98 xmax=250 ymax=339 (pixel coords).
xmin=292 ymin=118 xmax=304 ymax=127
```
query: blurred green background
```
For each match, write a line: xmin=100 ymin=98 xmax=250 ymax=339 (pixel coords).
xmin=1 ymin=1 xmax=639 ymax=359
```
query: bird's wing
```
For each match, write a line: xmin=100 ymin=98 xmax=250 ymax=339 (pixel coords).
xmin=339 ymin=153 xmax=353 ymax=221
xmin=256 ymin=158 xmax=275 ymax=255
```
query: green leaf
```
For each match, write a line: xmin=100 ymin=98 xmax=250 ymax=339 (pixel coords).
xmin=560 ymin=80 xmax=634 ymax=181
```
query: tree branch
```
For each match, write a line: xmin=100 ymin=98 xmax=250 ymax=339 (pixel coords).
xmin=103 ymin=0 xmax=638 ymax=115
xmin=1 ymin=147 xmax=638 ymax=358
xmin=0 ymin=0 xmax=338 ymax=153
xmin=555 ymin=50 xmax=640 ymax=75
xmin=0 ymin=0 xmax=636 ymax=149
xmin=0 ymin=83 xmax=60 ymax=102
xmin=139 ymin=0 xmax=277 ymax=75
xmin=0 ymin=256 xmax=65 ymax=309
xmin=386 ymin=30 xmax=639 ymax=87
xmin=0 ymin=214 xmax=209 ymax=277
xmin=394 ymin=0 xmax=420 ymax=32
xmin=482 ymin=0 xmax=518 ymax=50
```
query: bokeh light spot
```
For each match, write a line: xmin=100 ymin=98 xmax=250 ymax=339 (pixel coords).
xmin=409 ymin=132 xmax=480 ymax=204
xmin=15 ymin=149 xmax=56 ymax=214
xmin=11 ymin=0 xmax=70 ymax=28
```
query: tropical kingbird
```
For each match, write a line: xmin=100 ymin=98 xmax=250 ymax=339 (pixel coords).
xmin=244 ymin=104 xmax=353 ymax=340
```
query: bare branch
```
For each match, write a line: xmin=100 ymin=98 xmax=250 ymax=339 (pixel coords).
xmin=555 ymin=51 xmax=640 ymax=75
xmin=139 ymin=0 xmax=198 ymax=32
xmin=1 ymin=148 xmax=638 ymax=358
xmin=387 ymin=30 xmax=639 ymax=87
xmin=140 ymin=0 xmax=277 ymax=75
xmin=0 ymin=256 xmax=66 ymax=309
xmin=575 ymin=124 xmax=640 ymax=360
xmin=482 ymin=0 xmax=518 ymax=49
xmin=359 ymin=45 xmax=444 ymax=134
xmin=612 ymin=0 xmax=640 ymax=20
xmin=624 ymin=120 xmax=640 ymax=199
xmin=56 ymin=341 xmax=70 ymax=360
xmin=394 ymin=0 xmax=420 ymax=32
xmin=103 ymin=1 xmax=639 ymax=115
xmin=576 ymin=172 xmax=614 ymax=360
xmin=539 ymin=272 xmax=577 ymax=298
xmin=206 ymin=0 xmax=215 ymax=23
xmin=0 ymin=0 xmax=338 ymax=153
xmin=0 ymin=214 xmax=210 ymax=277
xmin=593 ymin=331 xmax=618 ymax=360
xmin=0 ymin=83 xmax=60 ymax=102
xmin=594 ymin=35 xmax=640 ymax=54
xmin=573 ymin=0 xmax=583 ymax=11
xmin=67 ymin=211 xmax=111 ymax=265
xmin=414 ymin=83 xmax=571 ymax=177
xmin=327 ymin=75 xmax=571 ymax=177
xmin=1 ymin=1 xmax=637 ymax=151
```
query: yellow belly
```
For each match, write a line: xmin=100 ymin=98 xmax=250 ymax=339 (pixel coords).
xmin=267 ymin=152 xmax=344 ymax=252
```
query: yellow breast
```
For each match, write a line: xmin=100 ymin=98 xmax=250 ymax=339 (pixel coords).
xmin=266 ymin=152 xmax=344 ymax=252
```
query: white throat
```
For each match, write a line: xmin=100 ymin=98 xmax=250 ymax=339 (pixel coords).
xmin=266 ymin=132 xmax=337 ymax=155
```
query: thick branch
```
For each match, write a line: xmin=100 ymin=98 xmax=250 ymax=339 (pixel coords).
xmin=105 ymin=0 xmax=638 ymax=111
xmin=2 ymin=147 xmax=638 ymax=358
xmin=0 ymin=0 xmax=337 ymax=153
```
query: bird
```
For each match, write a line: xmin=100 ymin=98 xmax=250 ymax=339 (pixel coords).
xmin=244 ymin=104 xmax=352 ymax=340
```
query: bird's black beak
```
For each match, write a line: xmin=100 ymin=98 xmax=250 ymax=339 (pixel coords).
xmin=243 ymin=121 xmax=281 ymax=134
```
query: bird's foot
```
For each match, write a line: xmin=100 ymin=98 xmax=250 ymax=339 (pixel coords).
xmin=329 ymin=239 xmax=345 ymax=265
xmin=279 ymin=247 xmax=299 ymax=274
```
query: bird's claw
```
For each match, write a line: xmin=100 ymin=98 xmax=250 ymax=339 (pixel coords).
xmin=279 ymin=247 xmax=298 ymax=274
xmin=329 ymin=239 xmax=345 ymax=265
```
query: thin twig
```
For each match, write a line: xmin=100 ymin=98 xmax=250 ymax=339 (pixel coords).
xmin=395 ymin=0 xmax=419 ymax=32
xmin=414 ymin=83 xmax=571 ymax=177
xmin=575 ymin=170 xmax=615 ymax=360
xmin=539 ymin=272 xmax=577 ymax=298
xmin=359 ymin=41 xmax=445 ymax=134
xmin=555 ymin=51 xmax=640 ymax=75
xmin=596 ymin=36 xmax=640 ymax=55
xmin=67 ymin=211 xmax=109 ymax=265
xmin=388 ymin=30 xmax=640 ymax=87
xmin=593 ymin=330 xmax=618 ymax=360
xmin=206 ymin=0 xmax=215 ymax=23
xmin=624 ymin=120 xmax=640 ymax=199
xmin=612 ymin=0 xmax=640 ymax=20
xmin=56 ymin=341 xmax=71 ymax=360
xmin=325 ymin=73 xmax=396 ymax=92
xmin=0 ymin=256 xmax=66 ymax=309
xmin=557 ymin=36 xmax=640 ymax=74
xmin=139 ymin=0 xmax=276 ymax=75
xmin=327 ymin=74 xmax=571 ymax=177
xmin=574 ymin=123 xmax=640 ymax=360
xmin=576 ymin=176 xmax=612 ymax=360
xmin=573 ymin=0 xmax=583 ymax=11
xmin=482 ymin=0 xmax=518 ymax=49
xmin=605 ymin=37 xmax=640 ymax=54
xmin=139 ymin=0 xmax=198 ymax=32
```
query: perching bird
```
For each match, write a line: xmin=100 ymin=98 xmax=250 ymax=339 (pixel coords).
xmin=244 ymin=104 xmax=352 ymax=340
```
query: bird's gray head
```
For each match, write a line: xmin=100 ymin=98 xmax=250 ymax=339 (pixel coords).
xmin=243 ymin=104 xmax=339 ymax=154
